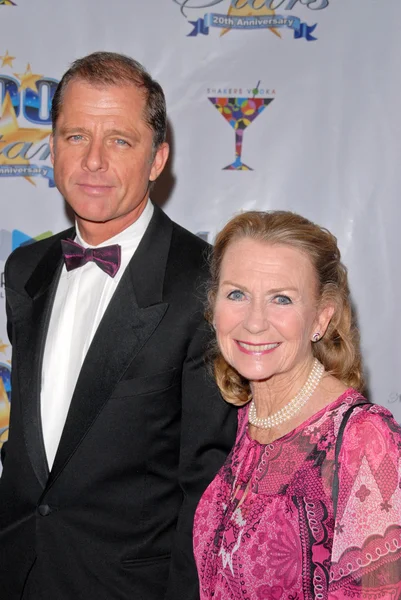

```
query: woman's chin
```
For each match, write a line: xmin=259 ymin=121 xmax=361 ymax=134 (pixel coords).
xmin=233 ymin=363 xmax=273 ymax=384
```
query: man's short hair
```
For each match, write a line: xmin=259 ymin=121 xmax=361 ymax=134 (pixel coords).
xmin=51 ymin=51 xmax=167 ymax=149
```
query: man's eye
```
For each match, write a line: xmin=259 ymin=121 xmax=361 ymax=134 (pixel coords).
xmin=115 ymin=139 xmax=129 ymax=146
xmin=274 ymin=295 xmax=292 ymax=305
xmin=69 ymin=135 xmax=83 ymax=142
xmin=227 ymin=290 xmax=245 ymax=301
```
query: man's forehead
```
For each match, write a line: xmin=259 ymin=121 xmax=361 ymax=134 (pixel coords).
xmin=62 ymin=78 xmax=146 ymax=100
xmin=55 ymin=80 xmax=148 ymax=124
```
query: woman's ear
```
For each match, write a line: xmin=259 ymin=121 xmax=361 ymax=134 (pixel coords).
xmin=312 ymin=303 xmax=335 ymax=342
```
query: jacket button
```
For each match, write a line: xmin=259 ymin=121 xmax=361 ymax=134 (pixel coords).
xmin=38 ymin=504 xmax=51 ymax=516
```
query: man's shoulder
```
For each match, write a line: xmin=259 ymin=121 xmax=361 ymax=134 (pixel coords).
xmin=7 ymin=227 xmax=72 ymax=262
xmin=168 ymin=218 xmax=210 ymax=271
xmin=5 ymin=227 xmax=73 ymax=287
xmin=151 ymin=204 xmax=211 ymax=277
xmin=171 ymin=220 xmax=210 ymax=253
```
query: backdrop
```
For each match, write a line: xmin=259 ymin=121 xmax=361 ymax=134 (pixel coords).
xmin=1 ymin=0 xmax=401 ymax=457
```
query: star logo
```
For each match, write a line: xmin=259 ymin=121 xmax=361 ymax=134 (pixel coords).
xmin=179 ymin=0 xmax=320 ymax=41
xmin=0 ymin=52 xmax=56 ymax=186
xmin=221 ymin=3 xmax=280 ymax=38
xmin=14 ymin=63 xmax=43 ymax=93
xmin=0 ymin=50 xmax=15 ymax=68
xmin=0 ymin=92 xmax=51 ymax=185
xmin=0 ymin=0 xmax=17 ymax=4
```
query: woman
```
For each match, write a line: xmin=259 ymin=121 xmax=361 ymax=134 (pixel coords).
xmin=194 ymin=211 xmax=401 ymax=600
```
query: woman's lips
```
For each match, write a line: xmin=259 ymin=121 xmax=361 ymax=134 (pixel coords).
xmin=235 ymin=340 xmax=280 ymax=355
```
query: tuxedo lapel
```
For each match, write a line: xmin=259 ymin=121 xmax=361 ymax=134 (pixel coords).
xmin=48 ymin=206 xmax=173 ymax=486
xmin=17 ymin=228 xmax=74 ymax=488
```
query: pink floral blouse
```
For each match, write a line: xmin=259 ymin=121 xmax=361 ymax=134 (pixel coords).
xmin=194 ymin=389 xmax=401 ymax=600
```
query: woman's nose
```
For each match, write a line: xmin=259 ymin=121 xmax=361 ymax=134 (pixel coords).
xmin=243 ymin=301 xmax=268 ymax=334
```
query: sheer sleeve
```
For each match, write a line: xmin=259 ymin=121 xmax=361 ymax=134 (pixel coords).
xmin=329 ymin=404 xmax=401 ymax=600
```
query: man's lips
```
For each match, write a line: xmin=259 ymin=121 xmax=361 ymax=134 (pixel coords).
xmin=76 ymin=183 xmax=115 ymax=195
xmin=235 ymin=340 xmax=280 ymax=355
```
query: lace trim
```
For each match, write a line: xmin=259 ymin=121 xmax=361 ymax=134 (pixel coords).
xmin=330 ymin=526 xmax=401 ymax=583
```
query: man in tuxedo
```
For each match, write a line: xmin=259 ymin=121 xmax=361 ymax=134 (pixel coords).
xmin=0 ymin=52 xmax=236 ymax=600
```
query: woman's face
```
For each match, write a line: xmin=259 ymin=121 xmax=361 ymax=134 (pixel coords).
xmin=213 ymin=238 xmax=333 ymax=384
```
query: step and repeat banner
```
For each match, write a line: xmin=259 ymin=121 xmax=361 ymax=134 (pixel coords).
xmin=1 ymin=0 xmax=401 ymax=456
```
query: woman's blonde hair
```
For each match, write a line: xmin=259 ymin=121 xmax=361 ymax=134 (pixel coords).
xmin=206 ymin=211 xmax=364 ymax=405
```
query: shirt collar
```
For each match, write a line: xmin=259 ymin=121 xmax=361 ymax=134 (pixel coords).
xmin=75 ymin=200 xmax=154 ymax=248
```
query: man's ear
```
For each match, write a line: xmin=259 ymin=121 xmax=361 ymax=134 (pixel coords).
xmin=149 ymin=142 xmax=169 ymax=182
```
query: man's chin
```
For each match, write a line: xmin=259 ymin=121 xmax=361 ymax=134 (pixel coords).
xmin=75 ymin=214 xmax=113 ymax=225
xmin=62 ymin=199 xmax=113 ymax=225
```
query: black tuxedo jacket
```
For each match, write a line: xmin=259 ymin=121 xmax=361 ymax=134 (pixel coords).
xmin=0 ymin=205 xmax=236 ymax=600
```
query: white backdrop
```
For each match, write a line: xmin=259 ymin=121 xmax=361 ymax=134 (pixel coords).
xmin=1 ymin=0 xmax=401 ymax=453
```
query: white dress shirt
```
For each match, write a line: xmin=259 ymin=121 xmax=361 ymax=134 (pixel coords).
xmin=41 ymin=201 xmax=154 ymax=468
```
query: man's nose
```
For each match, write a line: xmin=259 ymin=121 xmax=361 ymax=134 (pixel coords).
xmin=82 ymin=139 xmax=107 ymax=172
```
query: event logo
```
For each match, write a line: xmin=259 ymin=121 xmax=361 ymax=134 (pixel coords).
xmin=0 ymin=227 xmax=52 ymax=262
xmin=174 ymin=0 xmax=327 ymax=41
xmin=0 ymin=1 xmax=16 ymax=5
xmin=0 ymin=228 xmax=53 ymax=301
xmin=0 ymin=358 xmax=10 ymax=453
xmin=208 ymin=82 xmax=274 ymax=170
xmin=0 ymin=50 xmax=58 ymax=186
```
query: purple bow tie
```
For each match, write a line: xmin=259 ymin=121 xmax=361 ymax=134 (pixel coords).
xmin=61 ymin=239 xmax=121 ymax=278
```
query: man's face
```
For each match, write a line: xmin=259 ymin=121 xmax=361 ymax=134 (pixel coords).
xmin=50 ymin=79 xmax=169 ymax=231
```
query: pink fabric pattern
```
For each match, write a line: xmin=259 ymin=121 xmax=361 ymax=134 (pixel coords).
xmin=194 ymin=390 xmax=401 ymax=600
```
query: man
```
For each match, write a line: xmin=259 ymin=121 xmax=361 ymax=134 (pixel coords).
xmin=0 ymin=52 xmax=236 ymax=600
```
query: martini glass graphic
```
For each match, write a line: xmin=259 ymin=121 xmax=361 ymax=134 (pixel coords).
xmin=208 ymin=87 xmax=274 ymax=171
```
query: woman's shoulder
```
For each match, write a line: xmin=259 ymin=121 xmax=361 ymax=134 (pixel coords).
xmin=341 ymin=389 xmax=399 ymax=423
xmin=338 ymin=390 xmax=401 ymax=452
xmin=312 ymin=386 xmax=400 ymax=447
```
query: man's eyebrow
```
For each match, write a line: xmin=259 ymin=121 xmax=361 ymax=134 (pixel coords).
xmin=57 ymin=126 xmax=139 ymax=139
xmin=57 ymin=126 xmax=90 ymax=136
xmin=105 ymin=128 xmax=140 ymax=139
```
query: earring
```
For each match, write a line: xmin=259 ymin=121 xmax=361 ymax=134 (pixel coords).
xmin=312 ymin=332 xmax=321 ymax=342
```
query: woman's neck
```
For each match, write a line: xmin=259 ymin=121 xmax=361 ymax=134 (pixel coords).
xmin=250 ymin=357 xmax=315 ymax=420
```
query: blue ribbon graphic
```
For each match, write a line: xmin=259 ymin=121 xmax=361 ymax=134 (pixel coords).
xmin=294 ymin=22 xmax=317 ymax=41
xmin=0 ymin=164 xmax=55 ymax=187
xmin=187 ymin=12 xmax=317 ymax=41
xmin=188 ymin=16 xmax=210 ymax=36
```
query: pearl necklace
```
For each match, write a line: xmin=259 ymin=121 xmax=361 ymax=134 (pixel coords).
xmin=248 ymin=359 xmax=324 ymax=429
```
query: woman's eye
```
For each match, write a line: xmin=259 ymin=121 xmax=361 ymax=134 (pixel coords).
xmin=274 ymin=295 xmax=292 ymax=305
xmin=227 ymin=290 xmax=245 ymax=301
